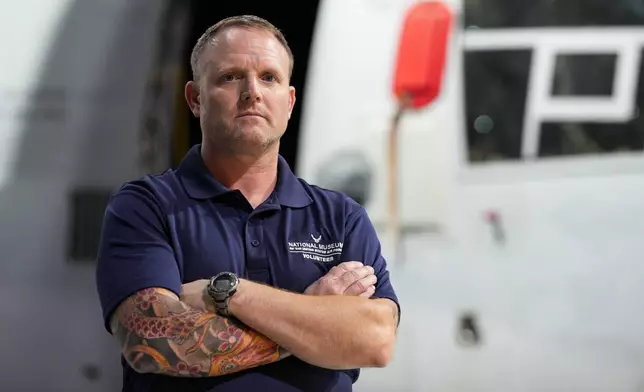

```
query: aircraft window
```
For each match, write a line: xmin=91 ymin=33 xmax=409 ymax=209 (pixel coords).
xmin=465 ymin=50 xmax=531 ymax=161
xmin=551 ymin=54 xmax=615 ymax=97
xmin=67 ymin=188 xmax=111 ymax=262
xmin=464 ymin=0 xmax=644 ymax=29
xmin=540 ymin=54 xmax=643 ymax=157
xmin=463 ymin=1 xmax=644 ymax=162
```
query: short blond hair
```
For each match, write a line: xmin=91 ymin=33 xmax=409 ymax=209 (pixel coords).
xmin=190 ymin=15 xmax=294 ymax=81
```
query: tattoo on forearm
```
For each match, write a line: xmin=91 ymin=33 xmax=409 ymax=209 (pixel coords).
xmin=111 ymin=288 xmax=288 ymax=377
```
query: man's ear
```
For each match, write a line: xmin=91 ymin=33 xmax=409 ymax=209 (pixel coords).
xmin=185 ymin=80 xmax=200 ymax=117
xmin=287 ymin=86 xmax=296 ymax=119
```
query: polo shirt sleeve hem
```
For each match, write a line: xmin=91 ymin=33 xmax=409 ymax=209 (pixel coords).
xmin=370 ymin=295 xmax=401 ymax=326
xmin=343 ymin=206 xmax=402 ymax=322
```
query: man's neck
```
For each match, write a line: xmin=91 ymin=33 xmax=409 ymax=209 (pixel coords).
xmin=201 ymin=143 xmax=279 ymax=208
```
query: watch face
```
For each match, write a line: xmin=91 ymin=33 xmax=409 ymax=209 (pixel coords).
xmin=215 ymin=278 xmax=233 ymax=291
xmin=212 ymin=273 xmax=237 ymax=294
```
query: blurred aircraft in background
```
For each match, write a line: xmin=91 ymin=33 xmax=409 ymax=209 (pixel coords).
xmin=1 ymin=0 xmax=643 ymax=391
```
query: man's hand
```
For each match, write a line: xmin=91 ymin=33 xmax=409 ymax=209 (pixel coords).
xmin=304 ymin=261 xmax=376 ymax=297
xmin=180 ymin=278 xmax=215 ymax=313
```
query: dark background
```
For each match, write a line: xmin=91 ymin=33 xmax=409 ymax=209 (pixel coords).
xmin=181 ymin=0 xmax=321 ymax=171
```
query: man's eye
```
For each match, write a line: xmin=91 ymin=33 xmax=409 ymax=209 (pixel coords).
xmin=263 ymin=75 xmax=276 ymax=82
xmin=222 ymin=75 xmax=235 ymax=82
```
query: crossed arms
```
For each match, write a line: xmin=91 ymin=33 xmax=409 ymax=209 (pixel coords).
xmin=110 ymin=263 xmax=399 ymax=377
xmin=99 ymin=186 xmax=399 ymax=378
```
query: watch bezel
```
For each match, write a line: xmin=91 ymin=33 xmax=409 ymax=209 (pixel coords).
xmin=207 ymin=272 xmax=239 ymax=302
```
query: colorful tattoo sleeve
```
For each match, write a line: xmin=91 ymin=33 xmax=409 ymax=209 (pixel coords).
xmin=110 ymin=288 xmax=289 ymax=377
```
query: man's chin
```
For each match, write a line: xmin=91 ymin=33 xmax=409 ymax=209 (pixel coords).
xmin=229 ymin=132 xmax=279 ymax=154
xmin=237 ymin=126 xmax=278 ymax=141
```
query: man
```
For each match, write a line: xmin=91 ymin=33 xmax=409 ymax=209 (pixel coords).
xmin=95 ymin=15 xmax=400 ymax=392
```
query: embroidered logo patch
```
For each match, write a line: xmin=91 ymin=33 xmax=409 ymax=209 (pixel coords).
xmin=288 ymin=233 xmax=343 ymax=262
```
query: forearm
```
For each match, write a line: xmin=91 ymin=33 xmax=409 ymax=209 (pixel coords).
xmin=111 ymin=288 xmax=289 ymax=377
xmin=229 ymin=280 xmax=397 ymax=370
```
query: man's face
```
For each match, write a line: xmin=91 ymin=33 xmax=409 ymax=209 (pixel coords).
xmin=187 ymin=27 xmax=296 ymax=155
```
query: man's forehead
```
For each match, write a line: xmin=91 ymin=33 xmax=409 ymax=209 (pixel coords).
xmin=201 ymin=27 xmax=288 ymax=71
xmin=211 ymin=27 xmax=284 ymax=57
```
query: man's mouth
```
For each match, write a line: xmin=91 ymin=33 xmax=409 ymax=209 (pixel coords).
xmin=238 ymin=112 xmax=263 ymax=118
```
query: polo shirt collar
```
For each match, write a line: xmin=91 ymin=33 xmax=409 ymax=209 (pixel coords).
xmin=177 ymin=144 xmax=312 ymax=208
xmin=274 ymin=154 xmax=313 ymax=208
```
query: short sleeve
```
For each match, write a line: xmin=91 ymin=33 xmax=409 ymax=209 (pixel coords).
xmin=95 ymin=182 xmax=182 ymax=333
xmin=341 ymin=207 xmax=401 ymax=320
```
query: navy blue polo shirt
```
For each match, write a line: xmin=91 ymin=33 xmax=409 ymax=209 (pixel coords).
xmin=95 ymin=144 xmax=400 ymax=392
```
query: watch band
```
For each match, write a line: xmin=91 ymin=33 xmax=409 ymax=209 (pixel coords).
xmin=214 ymin=298 xmax=232 ymax=317
xmin=207 ymin=272 xmax=239 ymax=317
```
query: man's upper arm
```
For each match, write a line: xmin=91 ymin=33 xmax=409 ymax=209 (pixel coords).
xmin=95 ymin=182 xmax=182 ymax=333
xmin=341 ymin=206 xmax=401 ymax=324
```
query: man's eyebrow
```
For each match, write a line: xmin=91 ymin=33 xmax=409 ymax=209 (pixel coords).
xmin=214 ymin=64 xmax=286 ymax=78
xmin=214 ymin=65 xmax=242 ymax=74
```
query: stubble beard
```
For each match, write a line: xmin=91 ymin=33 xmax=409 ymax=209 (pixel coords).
xmin=208 ymin=125 xmax=282 ymax=159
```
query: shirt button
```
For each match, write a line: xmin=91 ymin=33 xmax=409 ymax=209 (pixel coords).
xmin=251 ymin=240 xmax=260 ymax=247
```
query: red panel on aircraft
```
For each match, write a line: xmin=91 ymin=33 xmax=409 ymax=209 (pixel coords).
xmin=393 ymin=1 xmax=452 ymax=109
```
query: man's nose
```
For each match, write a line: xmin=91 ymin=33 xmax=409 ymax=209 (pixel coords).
xmin=241 ymin=77 xmax=260 ymax=101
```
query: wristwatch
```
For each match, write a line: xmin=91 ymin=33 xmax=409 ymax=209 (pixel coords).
xmin=207 ymin=272 xmax=239 ymax=317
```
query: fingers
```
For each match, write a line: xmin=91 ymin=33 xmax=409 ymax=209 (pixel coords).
xmin=344 ymin=272 xmax=377 ymax=296
xmin=339 ymin=265 xmax=374 ymax=288
xmin=305 ymin=261 xmax=378 ymax=297
xmin=327 ymin=261 xmax=364 ymax=279
xmin=358 ymin=285 xmax=376 ymax=298
xmin=304 ymin=263 xmax=362 ymax=296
